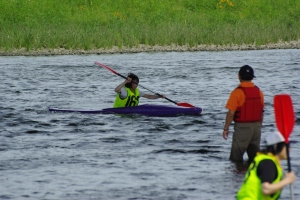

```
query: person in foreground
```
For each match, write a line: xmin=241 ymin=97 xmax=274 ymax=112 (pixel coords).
xmin=223 ymin=65 xmax=264 ymax=163
xmin=114 ymin=73 xmax=165 ymax=108
xmin=236 ymin=131 xmax=296 ymax=200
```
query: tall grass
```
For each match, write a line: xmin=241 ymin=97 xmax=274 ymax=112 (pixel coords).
xmin=0 ymin=0 xmax=299 ymax=51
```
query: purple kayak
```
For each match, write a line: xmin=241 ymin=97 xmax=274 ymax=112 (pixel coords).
xmin=49 ymin=104 xmax=202 ymax=117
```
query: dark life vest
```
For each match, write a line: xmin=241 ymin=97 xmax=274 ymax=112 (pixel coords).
xmin=234 ymin=86 xmax=263 ymax=123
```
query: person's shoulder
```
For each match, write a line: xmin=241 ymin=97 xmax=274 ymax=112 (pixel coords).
xmin=119 ymin=87 xmax=128 ymax=98
xmin=139 ymin=89 xmax=145 ymax=97
xmin=121 ymin=86 xmax=127 ymax=92
xmin=257 ymin=158 xmax=278 ymax=182
xmin=257 ymin=159 xmax=275 ymax=175
xmin=231 ymin=87 xmax=244 ymax=96
xmin=254 ymin=85 xmax=264 ymax=95
xmin=259 ymin=89 xmax=264 ymax=96
xmin=257 ymin=158 xmax=277 ymax=172
xmin=233 ymin=86 xmax=243 ymax=91
xmin=254 ymin=84 xmax=262 ymax=89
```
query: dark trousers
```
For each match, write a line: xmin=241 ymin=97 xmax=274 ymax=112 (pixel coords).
xmin=230 ymin=122 xmax=261 ymax=163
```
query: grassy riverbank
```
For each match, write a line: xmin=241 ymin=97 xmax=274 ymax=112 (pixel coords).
xmin=0 ymin=0 xmax=299 ymax=55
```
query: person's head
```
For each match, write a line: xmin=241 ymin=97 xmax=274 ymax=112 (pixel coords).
xmin=238 ymin=65 xmax=255 ymax=81
xmin=264 ymin=131 xmax=288 ymax=159
xmin=125 ymin=73 xmax=139 ymax=89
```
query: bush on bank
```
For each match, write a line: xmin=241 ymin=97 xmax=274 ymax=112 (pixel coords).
xmin=0 ymin=0 xmax=299 ymax=52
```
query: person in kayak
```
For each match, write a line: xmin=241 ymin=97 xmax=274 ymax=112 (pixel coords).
xmin=114 ymin=73 xmax=165 ymax=108
xmin=236 ymin=131 xmax=296 ymax=200
xmin=222 ymin=65 xmax=264 ymax=163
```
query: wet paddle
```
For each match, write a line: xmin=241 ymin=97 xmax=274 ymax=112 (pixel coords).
xmin=95 ymin=62 xmax=195 ymax=108
xmin=274 ymin=94 xmax=295 ymax=200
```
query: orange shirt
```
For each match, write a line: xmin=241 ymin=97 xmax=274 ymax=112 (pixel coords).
xmin=225 ymin=82 xmax=264 ymax=111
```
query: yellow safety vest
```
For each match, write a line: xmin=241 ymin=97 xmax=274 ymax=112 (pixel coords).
xmin=237 ymin=153 xmax=283 ymax=200
xmin=113 ymin=87 xmax=140 ymax=108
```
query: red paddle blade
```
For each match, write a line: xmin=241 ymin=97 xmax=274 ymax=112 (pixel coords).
xmin=274 ymin=94 xmax=295 ymax=142
xmin=95 ymin=62 xmax=119 ymax=75
xmin=176 ymin=102 xmax=195 ymax=108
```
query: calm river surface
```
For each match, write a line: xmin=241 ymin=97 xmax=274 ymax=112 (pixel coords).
xmin=1 ymin=49 xmax=300 ymax=200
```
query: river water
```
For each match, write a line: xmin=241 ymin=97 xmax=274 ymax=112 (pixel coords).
xmin=1 ymin=49 xmax=299 ymax=200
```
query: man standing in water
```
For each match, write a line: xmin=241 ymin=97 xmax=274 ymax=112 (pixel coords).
xmin=222 ymin=65 xmax=264 ymax=163
xmin=114 ymin=73 xmax=165 ymax=108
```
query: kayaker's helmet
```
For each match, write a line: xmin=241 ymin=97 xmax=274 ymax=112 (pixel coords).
xmin=125 ymin=73 xmax=139 ymax=88
xmin=264 ymin=131 xmax=296 ymax=155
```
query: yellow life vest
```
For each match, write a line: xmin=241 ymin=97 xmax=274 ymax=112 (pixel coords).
xmin=237 ymin=153 xmax=283 ymax=200
xmin=113 ymin=87 xmax=140 ymax=108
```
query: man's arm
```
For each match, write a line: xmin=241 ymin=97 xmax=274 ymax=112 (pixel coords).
xmin=260 ymin=90 xmax=264 ymax=125
xmin=258 ymin=159 xmax=296 ymax=195
xmin=223 ymin=109 xmax=235 ymax=140
xmin=115 ymin=78 xmax=131 ymax=93
xmin=262 ymin=172 xmax=296 ymax=195
xmin=142 ymin=94 xmax=165 ymax=99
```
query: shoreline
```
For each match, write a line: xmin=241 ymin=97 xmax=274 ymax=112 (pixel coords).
xmin=0 ymin=40 xmax=299 ymax=56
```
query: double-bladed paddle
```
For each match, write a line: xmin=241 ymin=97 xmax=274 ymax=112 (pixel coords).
xmin=274 ymin=94 xmax=295 ymax=200
xmin=95 ymin=62 xmax=194 ymax=108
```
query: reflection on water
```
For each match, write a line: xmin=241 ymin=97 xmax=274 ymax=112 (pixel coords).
xmin=0 ymin=49 xmax=299 ymax=199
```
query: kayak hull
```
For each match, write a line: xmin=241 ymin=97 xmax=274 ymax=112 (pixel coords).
xmin=49 ymin=104 xmax=202 ymax=117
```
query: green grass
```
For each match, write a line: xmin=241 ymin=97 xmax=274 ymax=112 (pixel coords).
xmin=0 ymin=0 xmax=299 ymax=51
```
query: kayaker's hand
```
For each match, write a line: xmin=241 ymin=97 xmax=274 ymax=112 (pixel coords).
xmin=115 ymin=77 xmax=131 ymax=93
xmin=125 ymin=77 xmax=132 ymax=83
xmin=161 ymin=94 xmax=166 ymax=98
xmin=284 ymin=171 xmax=296 ymax=184
xmin=223 ymin=130 xmax=229 ymax=140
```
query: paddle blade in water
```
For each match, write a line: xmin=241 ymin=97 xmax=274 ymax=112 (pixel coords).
xmin=274 ymin=94 xmax=295 ymax=142
xmin=177 ymin=102 xmax=195 ymax=108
